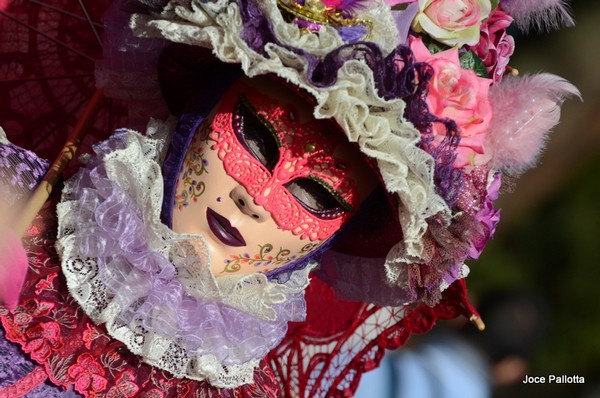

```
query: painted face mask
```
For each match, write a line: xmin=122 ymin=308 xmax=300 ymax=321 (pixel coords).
xmin=211 ymin=81 xmax=364 ymax=240
xmin=173 ymin=77 xmax=376 ymax=275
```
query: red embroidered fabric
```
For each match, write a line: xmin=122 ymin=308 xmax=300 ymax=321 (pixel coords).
xmin=1 ymin=201 xmax=470 ymax=398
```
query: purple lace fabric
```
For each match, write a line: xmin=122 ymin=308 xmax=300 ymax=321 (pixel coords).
xmin=0 ymin=142 xmax=49 ymax=205
xmin=59 ymin=129 xmax=308 ymax=377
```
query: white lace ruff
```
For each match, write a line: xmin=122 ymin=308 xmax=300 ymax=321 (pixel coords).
xmin=130 ymin=0 xmax=452 ymax=294
xmin=56 ymin=121 xmax=315 ymax=388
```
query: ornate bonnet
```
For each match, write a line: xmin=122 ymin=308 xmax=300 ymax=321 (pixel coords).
xmin=129 ymin=0 xmax=579 ymax=305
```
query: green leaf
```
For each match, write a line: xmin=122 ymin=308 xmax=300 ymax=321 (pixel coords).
xmin=459 ymin=51 xmax=488 ymax=78
xmin=419 ymin=34 xmax=450 ymax=54
xmin=490 ymin=0 xmax=499 ymax=10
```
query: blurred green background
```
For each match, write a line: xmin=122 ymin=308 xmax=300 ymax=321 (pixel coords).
xmin=468 ymin=2 xmax=600 ymax=397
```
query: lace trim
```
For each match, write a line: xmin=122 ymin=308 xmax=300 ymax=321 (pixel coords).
xmin=131 ymin=0 xmax=452 ymax=290
xmin=55 ymin=121 xmax=314 ymax=388
xmin=268 ymin=275 xmax=470 ymax=397
xmin=1 ymin=206 xmax=281 ymax=397
xmin=0 ymin=137 xmax=471 ymax=397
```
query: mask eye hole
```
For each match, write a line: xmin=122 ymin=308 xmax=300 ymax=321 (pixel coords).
xmin=233 ymin=96 xmax=280 ymax=171
xmin=285 ymin=177 xmax=352 ymax=219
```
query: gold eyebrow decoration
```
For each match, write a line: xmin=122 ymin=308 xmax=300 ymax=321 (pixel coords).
xmin=239 ymin=94 xmax=283 ymax=147
xmin=308 ymin=174 xmax=355 ymax=212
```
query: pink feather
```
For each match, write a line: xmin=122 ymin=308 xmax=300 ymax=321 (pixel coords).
xmin=485 ymin=73 xmax=580 ymax=173
xmin=0 ymin=227 xmax=28 ymax=310
xmin=501 ymin=0 xmax=575 ymax=32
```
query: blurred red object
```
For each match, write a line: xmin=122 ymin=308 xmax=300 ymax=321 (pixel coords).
xmin=0 ymin=0 xmax=126 ymax=161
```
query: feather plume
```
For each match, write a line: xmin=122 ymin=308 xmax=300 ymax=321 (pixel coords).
xmin=485 ymin=73 xmax=580 ymax=173
xmin=501 ymin=0 xmax=575 ymax=32
xmin=0 ymin=227 xmax=28 ymax=310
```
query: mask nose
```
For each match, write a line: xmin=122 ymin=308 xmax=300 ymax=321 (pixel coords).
xmin=230 ymin=185 xmax=270 ymax=223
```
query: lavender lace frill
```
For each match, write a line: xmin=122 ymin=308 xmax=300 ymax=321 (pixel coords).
xmin=55 ymin=122 xmax=313 ymax=388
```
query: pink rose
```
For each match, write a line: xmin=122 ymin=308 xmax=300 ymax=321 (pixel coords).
xmin=468 ymin=7 xmax=515 ymax=83
xmin=413 ymin=0 xmax=492 ymax=46
xmin=409 ymin=36 xmax=493 ymax=167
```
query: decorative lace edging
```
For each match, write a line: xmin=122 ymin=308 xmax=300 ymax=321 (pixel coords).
xmin=55 ymin=121 xmax=314 ymax=388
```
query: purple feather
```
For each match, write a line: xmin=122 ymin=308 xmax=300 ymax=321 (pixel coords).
xmin=392 ymin=2 xmax=419 ymax=44
xmin=501 ymin=0 xmax=575 ymax=32
xmin=338 ymin=25 xmax=370 ymax=42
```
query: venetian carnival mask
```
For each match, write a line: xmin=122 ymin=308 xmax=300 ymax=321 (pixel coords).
xmin=172 ymin=77 xmax=377 ymax=275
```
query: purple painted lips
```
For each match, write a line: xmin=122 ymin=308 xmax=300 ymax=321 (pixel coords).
xmin=206 ymin=207 xmax=246 ymax=247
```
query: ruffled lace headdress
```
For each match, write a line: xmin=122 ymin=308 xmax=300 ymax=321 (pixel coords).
xmin=128 ymin=0 xmax=579 ymax=304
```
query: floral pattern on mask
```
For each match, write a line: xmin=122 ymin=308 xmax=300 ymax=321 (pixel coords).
xmin=222 ymin=242 xmax=320 ymax=273
xmin=175 ymin=138 xmax=208 ymax=211
xmin=210 ymin=82 xmax=361 ymax=241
